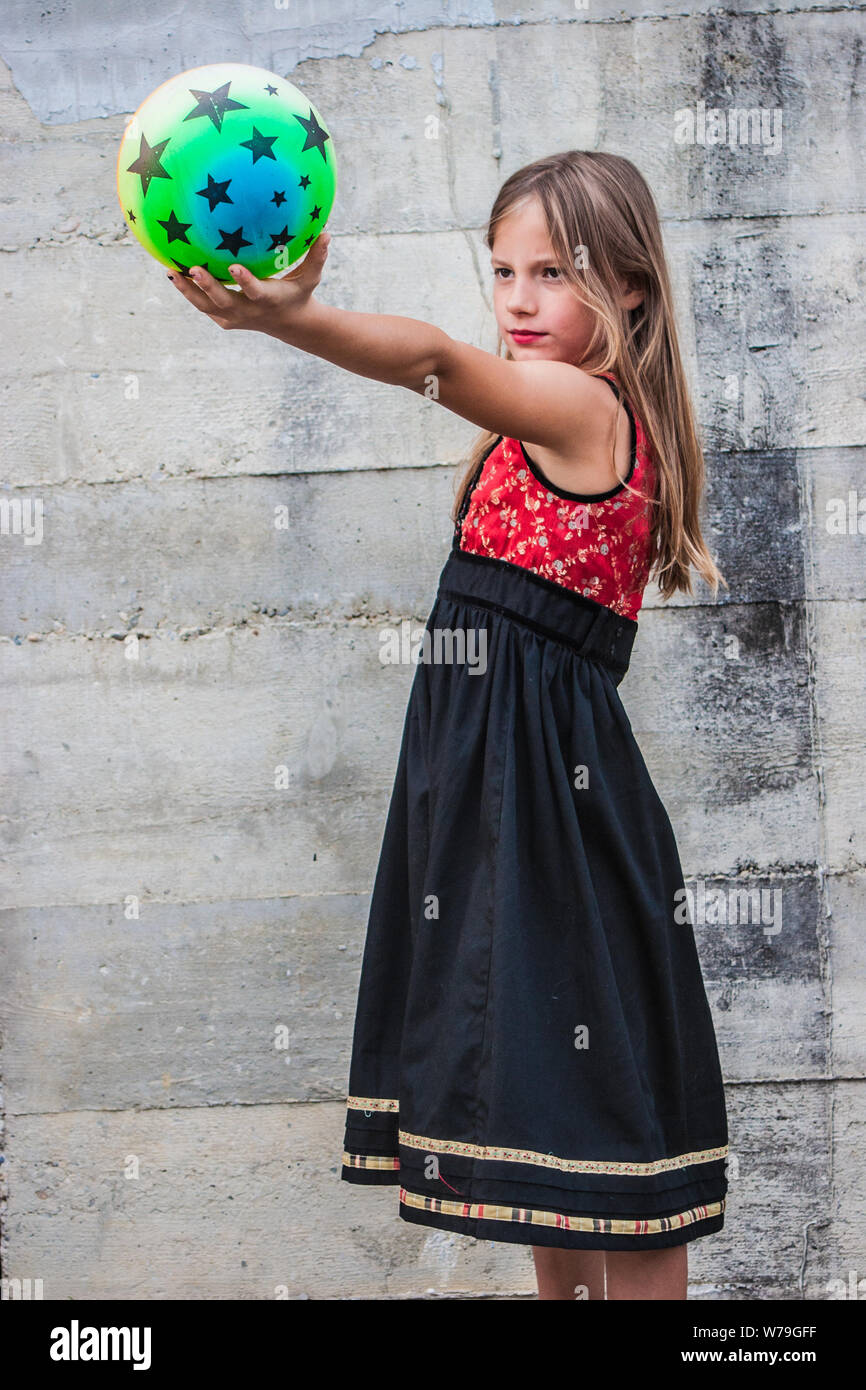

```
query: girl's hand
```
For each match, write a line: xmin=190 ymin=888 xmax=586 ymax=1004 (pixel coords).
xmin=167 ymin=231 xmax=330 ymax=335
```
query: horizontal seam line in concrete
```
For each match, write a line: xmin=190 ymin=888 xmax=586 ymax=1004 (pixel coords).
xmin=6 ymin=1074 xmax=865 ymax=1119
xmin=0 ymin=889 xmax=371 ymax=911
xmin=4 ymin=205 xmax=866 ymax=247
xmin=9 ymin=200 xmax=866 ymax=235
xmin=3 ymin=594 xmax=865 ymax=642
xmin=4 ymin=2 xmax=861 ymax=104
xmin=265 ymin=6 xmax=866 ymax=34
xmin=2 ymin=865 xmax=864 ymax=914
xmin=2 ymin=437 xmax=864 ymax=490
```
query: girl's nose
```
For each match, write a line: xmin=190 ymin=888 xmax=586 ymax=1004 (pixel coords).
xmin=505 ymin=275 xmax=537 ymax=314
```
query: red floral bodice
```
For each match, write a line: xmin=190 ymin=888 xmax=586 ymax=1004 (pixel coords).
xmin=456 ymin=373 xmax=658 ymax=621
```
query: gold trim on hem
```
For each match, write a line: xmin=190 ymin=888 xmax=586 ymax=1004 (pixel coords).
xmin=346 ymin=1095 xmax=399 ymax=1113
xmin=345 ymin=1099 xmax=727 ymax=1176
xmin=398 ymin=1129 xmax=728 ymax=1177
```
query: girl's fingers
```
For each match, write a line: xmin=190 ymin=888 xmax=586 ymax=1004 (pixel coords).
xmin=310 ymin=231 xmax=331 ymax=262
xmin=167 ymin=234 xmax=329 ymax=308
xmin=185 ymin=265 xmax=236 ymax=308
xmin=167 ymin=264 xmax=248 ymax=316
xmin=283 ymin=232 xmax=329 ymax=282
xmin=167 ymin=268 xmax=214 ymax=309
xmin=227 ymin=263 xmax=267 ymax=300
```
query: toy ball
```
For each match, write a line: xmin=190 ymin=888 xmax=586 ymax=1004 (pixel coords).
xmin=116 ymin=62 xmax=337 ymax=282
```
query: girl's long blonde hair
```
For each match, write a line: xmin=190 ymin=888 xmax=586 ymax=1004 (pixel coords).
xmin=453 ymin=151 xmax=726 ymax=601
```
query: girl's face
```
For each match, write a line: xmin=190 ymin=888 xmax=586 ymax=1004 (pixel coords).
xmin=490 ymin=195 xmax=599 ymax=367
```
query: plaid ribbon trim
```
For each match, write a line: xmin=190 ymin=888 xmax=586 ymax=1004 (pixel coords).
xmin=400 ymin=1187 xmax=726 ymax=1237
xmin=342 ymin=1151 xmax=400 ymax=1172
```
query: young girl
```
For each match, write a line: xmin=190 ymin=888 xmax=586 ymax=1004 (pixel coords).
xmin=170 ymin=150 xmax=729 ymax=1301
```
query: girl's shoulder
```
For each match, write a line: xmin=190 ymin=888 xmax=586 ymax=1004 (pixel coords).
xmin=510 ymin=370 xmax=656 ymax=507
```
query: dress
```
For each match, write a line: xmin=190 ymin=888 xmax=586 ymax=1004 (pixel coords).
xmin=340 ymin=373 xmax=729 ymax=1250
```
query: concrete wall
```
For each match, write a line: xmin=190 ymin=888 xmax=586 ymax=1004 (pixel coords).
xmin=1 ymin=0 xmax=863 ymax=1299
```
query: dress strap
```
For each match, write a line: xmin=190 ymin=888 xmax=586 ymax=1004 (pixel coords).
xmin=596 ymin=371 xmax=622 ymax=400
xmin=452 ymin=436 xmax=502 ymax=550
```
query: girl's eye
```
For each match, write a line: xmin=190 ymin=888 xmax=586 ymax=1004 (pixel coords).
xmin=492 ymin=267 xmax=563 ymax=279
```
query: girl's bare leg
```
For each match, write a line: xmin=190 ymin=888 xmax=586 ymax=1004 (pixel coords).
xmin=605 ymin=1245 xmax=688 ymax=1300
xmin=532 ymin=1246 xmax=606 ymax=1300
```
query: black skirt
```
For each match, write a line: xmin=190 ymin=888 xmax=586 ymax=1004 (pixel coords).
xmin=340 ymin=537 xmax=728 ymax=1251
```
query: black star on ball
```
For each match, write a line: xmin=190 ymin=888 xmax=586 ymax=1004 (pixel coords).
xmin=267 ymin=225 xmax=295 ymax=250
xmin=239 ymin=126 xmax=278 ymax=163
xmin=294 ymin=108 xmax=330 ymax=162
xmin=183 ymin=82 xmax=248 ymax=132
xmin=309 ymin=204 xmax=322 ymax=222
xmin=171 ymin=256 xmax=213 ymax=278
xmin=265 ymin=84 xmax=278 ymax=96
xmin=298 ymin=174 xmax=310 ymax=189
xmin=196 ymin=174 xmax=234 ymax=211
xmin=272 ymin=190 xmax=286 ymax=207
xmin=127 ymin=133 xmax=171 ymax=197
xmin=157 ymin=209 xmax=193 ymax=243
xmin=215 ymin=225 xmax=253 ymax=256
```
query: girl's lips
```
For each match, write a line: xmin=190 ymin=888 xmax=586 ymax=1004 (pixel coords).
xmin=509 ymin=329 xmax=547 ymax=342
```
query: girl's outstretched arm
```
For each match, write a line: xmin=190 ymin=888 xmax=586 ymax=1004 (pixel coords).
xmin=168 ymin=233 xmax=603 ymax=455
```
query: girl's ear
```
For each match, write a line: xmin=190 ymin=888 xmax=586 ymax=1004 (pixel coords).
xmin=619 ymin=279 xmax=645 ymax=311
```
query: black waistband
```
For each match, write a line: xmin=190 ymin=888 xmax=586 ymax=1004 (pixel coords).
xmin=434 ymin=546 xmax=637 ymax=680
